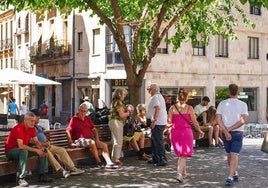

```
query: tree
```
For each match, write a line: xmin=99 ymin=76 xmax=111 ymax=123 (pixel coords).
xmin=1 ymin=0 xmax=268 ymax=107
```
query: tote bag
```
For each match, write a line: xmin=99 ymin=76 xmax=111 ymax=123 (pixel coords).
xmin=261 ymin=132 xmax=268 ymax=154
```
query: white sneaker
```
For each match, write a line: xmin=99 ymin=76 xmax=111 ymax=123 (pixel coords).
xmin=70 ymin=168 xmax=85 ymax=175
xmin=18 ymin=178 xmax=29 ymax=187
xmin=62 ymin=170 xmax=70 ymax=178
xmin=105 ymin=163 xmax=118 ymax=169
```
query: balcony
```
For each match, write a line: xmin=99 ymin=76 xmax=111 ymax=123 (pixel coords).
xmin=0 ymin=39 xmax=13 ymax=52
xmin=30 ymin=40 xmax=71 ymax=65
xmin=16 ymin=27 xmax=29 ymax=35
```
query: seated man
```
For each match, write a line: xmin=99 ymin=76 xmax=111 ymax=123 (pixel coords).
xmin=66 ymin=103 xmax=117 ymax=169
xmin=30 ymin=108 xmax=85 ymax=178
xmin=5 ymin=112 xmax=53 ymax=187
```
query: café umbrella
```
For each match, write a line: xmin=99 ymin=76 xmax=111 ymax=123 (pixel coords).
xmin=0 ymin=68 xmax=61 ymax=85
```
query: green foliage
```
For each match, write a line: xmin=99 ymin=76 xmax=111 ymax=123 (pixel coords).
xmin=215 ymin=88 xmax=229 ymax=107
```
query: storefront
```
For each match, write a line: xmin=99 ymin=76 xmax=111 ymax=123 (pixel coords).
xmin=160 ymin=87 xmax=206 ymax=111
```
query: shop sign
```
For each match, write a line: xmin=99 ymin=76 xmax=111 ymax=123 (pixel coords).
xmin=112 ymin=79 xmax=127 ymax=86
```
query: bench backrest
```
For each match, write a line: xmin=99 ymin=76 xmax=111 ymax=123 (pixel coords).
xmin=0 ymin=135 xmax=7 ymax=159
xmin=0 ymin=124 xmax=112 ymax=159
xmin=44 ymin=124 xmax=111 ymax=147
xmin=44 ymin=129 xmax=69 ymax=148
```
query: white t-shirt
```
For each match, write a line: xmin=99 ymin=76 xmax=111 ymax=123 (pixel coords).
xmin=216 ymin=98 xmax=248 ymax=131
xmin=20 ymin=104 xmax=28 ymax=115
xmin=194 ymin=104 xmax=209 ymax=116
xmin=146 ymin=92 xmax=167 ymax=125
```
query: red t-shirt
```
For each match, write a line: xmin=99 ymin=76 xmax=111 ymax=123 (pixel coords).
xmin=5 ymin=122 xmax=37 ymax=153
xmin=66 ymin=113 xmax=95 ymax=140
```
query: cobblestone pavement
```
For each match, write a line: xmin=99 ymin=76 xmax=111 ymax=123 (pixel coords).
xmin=1 ymin=138 xmax=267 ymax=188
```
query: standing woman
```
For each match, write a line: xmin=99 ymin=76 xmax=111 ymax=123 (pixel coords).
xmin=168 ymin=88 xmax=204 ymax=183
xmin=109 ymin=88 xmax=130 ymax=166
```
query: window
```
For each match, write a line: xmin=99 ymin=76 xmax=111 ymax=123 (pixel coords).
xmin=160 ymin=87 xmax=205 ymax=112
xmin=241 ymin=88 xmax=257 ymax=111
xmin=215 ymin=35 xmax=228 ymax=57
xmin=93 ymin=28 xmax=100 ymax=55
xmin=216 ymin=87 xmax=257 ymax=111
xmin=78 ymin=32 xmax=83 ymax=51
xmin=25 ymin=14 xmax=29 ymax=31
xmin=248 ymin=37 xmax=259 ymax=59
xmin=105 ymin=26 xmax=132 ymax=65
xmin=193 ymin=42 xmax=205 ymax=56
xmin=157 ymin=33 xmax=168 ymax=54
xmin=18 ymin=17 xmax=21 ymax=28
xmin=250 ymin=6 xmax=261 ymax=15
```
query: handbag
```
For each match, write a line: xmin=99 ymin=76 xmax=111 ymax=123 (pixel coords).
xmin=261 ymin=132 xmax=268 ymax=154
xmin=123 ymin=117 xmax=135 ymax=137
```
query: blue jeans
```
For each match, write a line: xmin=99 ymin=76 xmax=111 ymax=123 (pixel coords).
xmin=151 ymin=125 xmax=167 ymax=163
xmin=6 ymin=148 xmax=48 ymax=179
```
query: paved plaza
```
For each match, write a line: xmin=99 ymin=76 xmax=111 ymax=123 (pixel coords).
xmin=0 ymin=138 xmax=267 ymax=188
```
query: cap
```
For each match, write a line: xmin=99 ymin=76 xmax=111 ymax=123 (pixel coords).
xmin=30 ymin=108 xmax=40 ymax=116
xmin=84 ymin=96 xmax=89 ymax=101
xmin=147 ymin=83 xmax=159 ymax=91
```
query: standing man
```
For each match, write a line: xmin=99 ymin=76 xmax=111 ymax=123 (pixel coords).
xmin=5 ymin=112 xmax=53 ymax=187
xmin=216 ymin=84 xmax=248 ymax=186
xmin=39 ymin=100 xmax=48 ymax=116
xmin=20 ymin=101 xmax=28 ymax=116
xmin=194 ymin=96 xmax=210 ymax=117
xmin=8 ymin=98 xmax=20 ymax=115
xmin=146 ymin=83 xmax=168 ymax=166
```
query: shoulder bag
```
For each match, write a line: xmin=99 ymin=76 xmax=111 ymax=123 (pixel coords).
xmin=174 ymin=104 xmax=204 ymax=139
xmin=174 ymin=104 xmax=192 ymax=126
xmin=261 ymin=131 xmax=268 ymax=154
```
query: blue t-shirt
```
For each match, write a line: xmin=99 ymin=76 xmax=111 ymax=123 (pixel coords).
xmin=35 ymin=125 xmax=47 ymax=142
xmin=9 ymin=102 xmax=18 ymax=114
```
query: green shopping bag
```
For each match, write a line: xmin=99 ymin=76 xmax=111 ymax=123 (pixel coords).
xmin=261 ymin=132 xmax=268 ymax=154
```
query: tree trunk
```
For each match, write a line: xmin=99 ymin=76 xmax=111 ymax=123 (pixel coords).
xmin=127 ymin=78 xmax=142 ymax=108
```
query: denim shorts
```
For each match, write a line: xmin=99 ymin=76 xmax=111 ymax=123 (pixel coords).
xmin=222 ymin=131 xmax=243 ymax=155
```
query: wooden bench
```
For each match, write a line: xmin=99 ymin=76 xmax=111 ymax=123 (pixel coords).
xmin=0 ymin=124 xmax=153 ymax=177
xmin=0 ymin=135 xmax=41 ymax=176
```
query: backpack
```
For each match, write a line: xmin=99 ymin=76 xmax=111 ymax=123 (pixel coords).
xmin=41 ymin=107 xmax=48 ymax=115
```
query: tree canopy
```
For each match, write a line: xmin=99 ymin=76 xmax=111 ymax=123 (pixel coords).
xmin=1 ymin=0 xmax=268 ymax=106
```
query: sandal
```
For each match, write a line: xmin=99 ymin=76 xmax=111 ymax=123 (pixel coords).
xmin=176 ymin=173 xmax=184 ymax=183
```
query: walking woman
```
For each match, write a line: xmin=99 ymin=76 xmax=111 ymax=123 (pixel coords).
xmin=168 ymin=88 xmax=204 ymax=183
xmin=108 ymin=88 xmax=130 ymax=166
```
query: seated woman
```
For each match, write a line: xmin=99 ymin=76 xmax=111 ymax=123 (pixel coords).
xmin=135 ymin=104 xmax=148 ymax=128
xmin=197 ymin=112 xmax=214 ymax=147
xmin=124 ymin=104 xmax=150 ymax=161
xmin=200 ymin=106 xmax=223 ymax=147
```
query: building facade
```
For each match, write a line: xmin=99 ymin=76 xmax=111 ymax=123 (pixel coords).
xmin=0 ymin=9 xmax=15 ymax=114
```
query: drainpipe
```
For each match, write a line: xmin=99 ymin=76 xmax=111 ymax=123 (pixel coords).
xmin=72 ymin=9 xmax=76 ymax=116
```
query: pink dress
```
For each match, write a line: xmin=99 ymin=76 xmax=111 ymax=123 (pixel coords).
xmin=170 ymin=113 xmax=194 ymax=157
